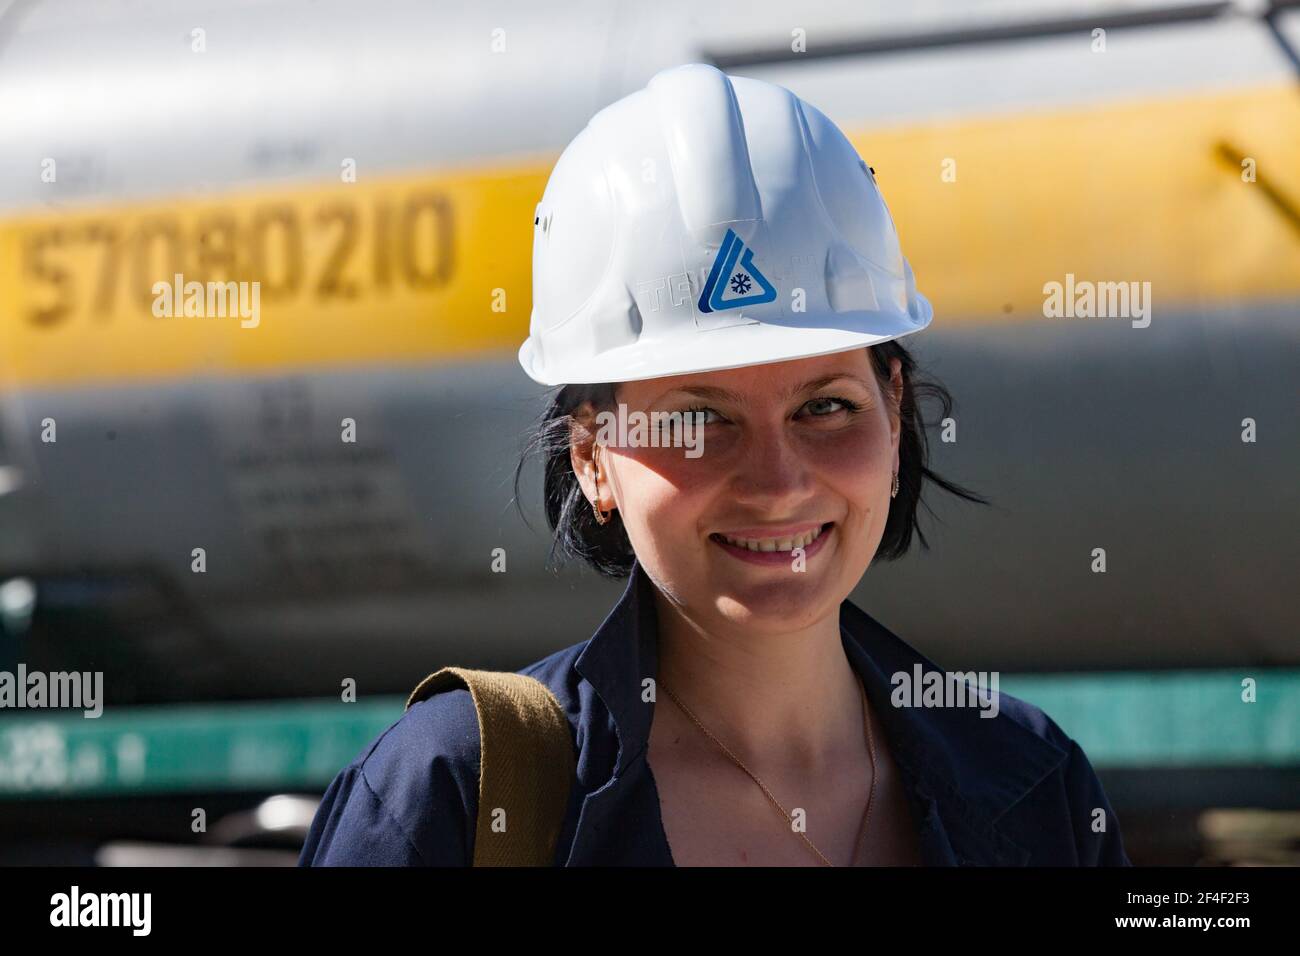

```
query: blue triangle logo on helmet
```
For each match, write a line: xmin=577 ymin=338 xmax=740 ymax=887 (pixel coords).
xmin=697 ymin=227 xmax=778 ymax=314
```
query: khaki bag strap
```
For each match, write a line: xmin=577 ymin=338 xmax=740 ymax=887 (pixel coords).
xmin=406 ymin=666 xmax=576 ymax=866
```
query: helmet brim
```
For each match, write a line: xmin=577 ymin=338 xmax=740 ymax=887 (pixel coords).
xmin=518 ymin=296 xmax=932 ymax=386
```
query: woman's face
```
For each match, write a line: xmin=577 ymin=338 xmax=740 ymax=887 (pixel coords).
xmin=576 ymin=348 xmax=903 ymax=634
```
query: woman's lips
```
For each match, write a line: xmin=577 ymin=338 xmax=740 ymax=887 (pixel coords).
xmin=709 ymin=522 xmax=834 ymax=566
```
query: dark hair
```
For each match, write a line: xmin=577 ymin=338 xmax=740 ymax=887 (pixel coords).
xmin=513 ymin=340 xmax=990 ymax=578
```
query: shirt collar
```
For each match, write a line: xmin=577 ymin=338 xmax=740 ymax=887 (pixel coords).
xmin=572 ymin=557 xmax=1068 ymax=861
xmin=572 ymin=557 xmax=661 ymax=776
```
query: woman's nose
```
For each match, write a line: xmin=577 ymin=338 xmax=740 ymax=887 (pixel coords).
xmin=729 ymin=425 xmax=813 ymax=505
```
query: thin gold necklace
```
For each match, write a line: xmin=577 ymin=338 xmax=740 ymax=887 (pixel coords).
xmin=660 ymin=674 xmax=877 ymax=866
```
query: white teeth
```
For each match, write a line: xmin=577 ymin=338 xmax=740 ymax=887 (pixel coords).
xmin=719 ymin=524 xmax=826 ymax=552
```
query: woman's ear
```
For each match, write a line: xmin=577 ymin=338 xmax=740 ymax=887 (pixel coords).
xmin=888 ymin=355 xmax=904 ymax=454
xmin=569 ymin=403 xmax=612 ymax=513
xmin=569 ymin=404 xmax=598 ymax=501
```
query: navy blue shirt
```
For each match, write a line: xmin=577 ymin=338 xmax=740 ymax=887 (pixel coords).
xmin=300 ymin=559 xmax=1131 ymax=866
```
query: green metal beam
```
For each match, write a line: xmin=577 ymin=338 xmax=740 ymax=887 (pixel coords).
xmin=0 ymin=669 xmax=1296 ymax=799
xmin=0 ymin=697 xmax=403 ymax=798
xmin=1000 ymin=669 xmax=1300 ymax=768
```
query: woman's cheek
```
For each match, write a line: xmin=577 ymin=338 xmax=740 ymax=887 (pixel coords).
xmin=612 ymin=447 xmax=700 ymax=517
xmin=801 ymin=416 xmax=889 ymax=475
xmin=614 ymin=449 xmax=717 ymax=549
xmin=619 ymin=440 xmax=727 ymax=487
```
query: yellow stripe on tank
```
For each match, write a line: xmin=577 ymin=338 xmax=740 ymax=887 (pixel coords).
xmin=0 ymin=83 xmax=1296 ymax=388
xmin=850 ymin=83 xmax=1300 ymax=320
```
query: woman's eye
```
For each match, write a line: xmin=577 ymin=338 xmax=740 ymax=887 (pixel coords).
xmin=801 ymin=396 xmax=858 ymax=417
xmin=682 ymin=405 xmax=723 ymax=424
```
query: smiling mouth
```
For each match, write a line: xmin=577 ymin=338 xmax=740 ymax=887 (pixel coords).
xmin=709 ymin=522 xmax=832 ymax=553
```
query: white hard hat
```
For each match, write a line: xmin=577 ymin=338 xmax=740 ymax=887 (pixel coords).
xmin=518 ymin=63 xmax=932 ymax=387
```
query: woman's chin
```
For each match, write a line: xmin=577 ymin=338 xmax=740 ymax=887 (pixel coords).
xmin=711 ymin=577 xmax=834 ymax=632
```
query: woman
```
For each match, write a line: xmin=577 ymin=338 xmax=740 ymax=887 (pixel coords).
xmin=300 ymin=63 xmax=1130 ymax=867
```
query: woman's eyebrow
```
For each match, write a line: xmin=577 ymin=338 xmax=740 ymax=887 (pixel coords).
xmin=651 ymin=372 xmax=873 ymax=406
xmin=791 ymin=373 xmax=875 ymax=398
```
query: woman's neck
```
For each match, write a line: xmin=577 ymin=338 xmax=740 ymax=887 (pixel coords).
xmin=650 ymin=586 xmax=867 ymax=776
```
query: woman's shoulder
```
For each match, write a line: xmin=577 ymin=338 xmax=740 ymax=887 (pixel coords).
xmin=959 ymin=686 xmax=1132 ymax=865
xmin=298 ymin=639 xmax=593 ymax=866
xmin=847 ymin=600 xmax=1102 ymax=777
xmin=844 ymin=603 xmax=1130 ymax=863
xmin=516 ymin=638 xmax=590 ymax=704
xmin=298 ymin=687 xmax=482 ymax=865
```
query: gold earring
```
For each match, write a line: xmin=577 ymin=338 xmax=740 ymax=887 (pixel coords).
xmin=891 ymin=471 xmax=900 ymax=499
xmin=592 ymin=462 xmax=611 ymax=525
